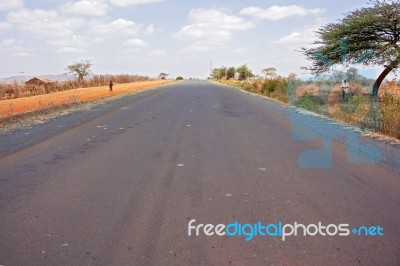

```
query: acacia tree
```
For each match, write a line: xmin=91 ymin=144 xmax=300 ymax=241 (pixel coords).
xmin=262 ymin=67 xmax=277 ymax=79
xmin=302 ymin=0 xmax=400 ymax=96
xmin=158 ymin=72 xmax=169 ymax=79
xmin=66 ymin=60 xmax=92 ymax=83
xmin=236 ymin=64 xmax=253 ymax=80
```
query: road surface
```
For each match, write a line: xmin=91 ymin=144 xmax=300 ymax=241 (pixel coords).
xmin=0 ymin=81 xmax=399 ymax=265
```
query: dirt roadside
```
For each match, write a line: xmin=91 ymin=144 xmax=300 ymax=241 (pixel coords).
xmin=0 ymin=79 xmax=173 ymax=117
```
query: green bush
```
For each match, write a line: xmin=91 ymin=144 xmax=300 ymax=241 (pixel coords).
xmin=295 ymin=93 xmax=322 ymax=112
xmin=176 ymin=76 xmax=184 ymax=81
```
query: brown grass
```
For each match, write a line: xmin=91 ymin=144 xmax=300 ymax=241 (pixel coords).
xmin=380 ymin=93 xmax=400 ymax=139
xmin=0 ymin=80 xmax=173 ymax=117
xmin=295 ymin=84 xmax=320 ymax=97
xmin=379 ymin=81 xmax=400 ymax=100
xmin=0 ymin=74 xmax=151 ymax=100
xmin=218 ymin=78 xmax=400 ymax=139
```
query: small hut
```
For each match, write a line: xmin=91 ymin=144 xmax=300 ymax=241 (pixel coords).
xmin=25 ymin=77 xmax=54 ymax=86
xmin=25 ymin=77 xmax=55 ymax=94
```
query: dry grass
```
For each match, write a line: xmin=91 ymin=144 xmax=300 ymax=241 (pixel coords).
xmin=380 ymin=93 xmax=400 ymax=139
xmin=218 ymin=78 xmax=400 ymax=140
xmin=379 ymin=81 xmax=400 ymax=100
xmin=295 ymin=84 xmax=320 ymax=97
xmin=0 ymin=80 xmax=173 ymax=117
xmin=0 ymin=74 xmax=151 ymax=100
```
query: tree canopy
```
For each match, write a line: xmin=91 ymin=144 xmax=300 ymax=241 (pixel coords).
xmin=66 ymin=60 xmax=92 ymax=83
xmin=302 ymin=0 xmax=400 ymax=96
xmin=211 ymin=64 xmax=253 ymax=80
xmin=213 ymin=67 xmax=227 ymax=80
xmin=158 ymin=73 xmax=169 ymax=79
xmin=236 ymin=64 xmax=254 ymax=80
xmin=262 ymin=67 xmax=277 ymax=79
xmin=226 ymin=67 xmax=236 ymax=80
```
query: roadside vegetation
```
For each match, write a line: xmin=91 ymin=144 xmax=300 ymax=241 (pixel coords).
xmin=0 ymin=60 xmax=150 ymax=100
xmin=212 ymin=64 xmax=400 ymax=139
xmin=213 ymin=0 xmax=400 ymax=140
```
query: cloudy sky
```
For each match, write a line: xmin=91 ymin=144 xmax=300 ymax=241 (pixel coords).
xmin=0 ymin=0 xmax=373 ymax=79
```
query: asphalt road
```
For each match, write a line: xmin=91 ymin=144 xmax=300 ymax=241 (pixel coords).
xmin=0 ymin=80 xmax=399 ymax=265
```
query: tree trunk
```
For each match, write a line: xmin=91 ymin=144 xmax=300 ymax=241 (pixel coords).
xmin=372 ymin=59 xmax=399 ymax=97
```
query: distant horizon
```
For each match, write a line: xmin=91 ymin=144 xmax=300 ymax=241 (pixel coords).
xmin=0 ymin=68 xmax=380 ymax=84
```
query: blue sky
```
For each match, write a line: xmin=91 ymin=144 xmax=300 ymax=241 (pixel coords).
xmin=0 ymin=0 xmax=374 ymax=79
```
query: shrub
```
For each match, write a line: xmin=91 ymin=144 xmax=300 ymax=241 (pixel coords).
xmin=295 ymin=93 xmax=322 ymax=113
xmin=241 ymin=82 xmax=254 ymax=92
xmin=176 ymin=76 xmax=184 ymax=81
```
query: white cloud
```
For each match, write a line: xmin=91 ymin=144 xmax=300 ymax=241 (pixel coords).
xmin=0 ymin=0 xmax=23 ymax=10
xmin=175 ymin=8 xmax=255 ymax=52
xmin=233 ymin=48 xmax=248 ymax=53
xmin=0 ymin=22 xmax=12 ymax=32
xmin=274 ymin=32 xmax=303 ymax=44
xmin=60 ymin=0 xmax=108 ymax=16
xmin=149 ymin=49 xmax=166 ymax=56
xmin=181 ymin=45 xmax=213 ymax=53
xmin=110 ymin=0 xmax=163 ymax=7
xmin=57 ymin=47 xmax=86 ymax=53
xmin=90 ymin=18 xmax=141 ymax=36
xmin=48 ymin=34 xmax=103 ymax=48
xmin=240 ymin=5 xmax=325 ymax=21
xmin=7 ymin=9 xmax=85 ymax=39
xmin=0 ymin=38 xmax=17 ymax=47
xmin=144 ymin=24 xmax=155 ymax=35
xmin=12 ymin=52 xmax=36 ymax=57
xmin=123 ymin=38 xmax=148 ymax=47
xmin=6 ymin=9 xmax=105 ymax=50
xmin=1 ymin=39 xmax=33 ymax=56
xmin=273 ymin=18 xmax=324 ymax=47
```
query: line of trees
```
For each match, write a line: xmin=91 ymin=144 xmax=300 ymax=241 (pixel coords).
xmin=212 ymin=64 xmax=254 ymax=80
xmin=212 ymin=65 xmax=295 ymax=82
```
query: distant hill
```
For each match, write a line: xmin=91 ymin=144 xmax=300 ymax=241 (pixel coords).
xmin=0 ymin=74 xmax=75 ymax=84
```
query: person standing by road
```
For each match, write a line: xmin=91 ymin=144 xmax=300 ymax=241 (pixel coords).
xmin=341 ymin=80 xmax=349 ymax=101
xmin=109 ymin=80 xmax=113 ymax=93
